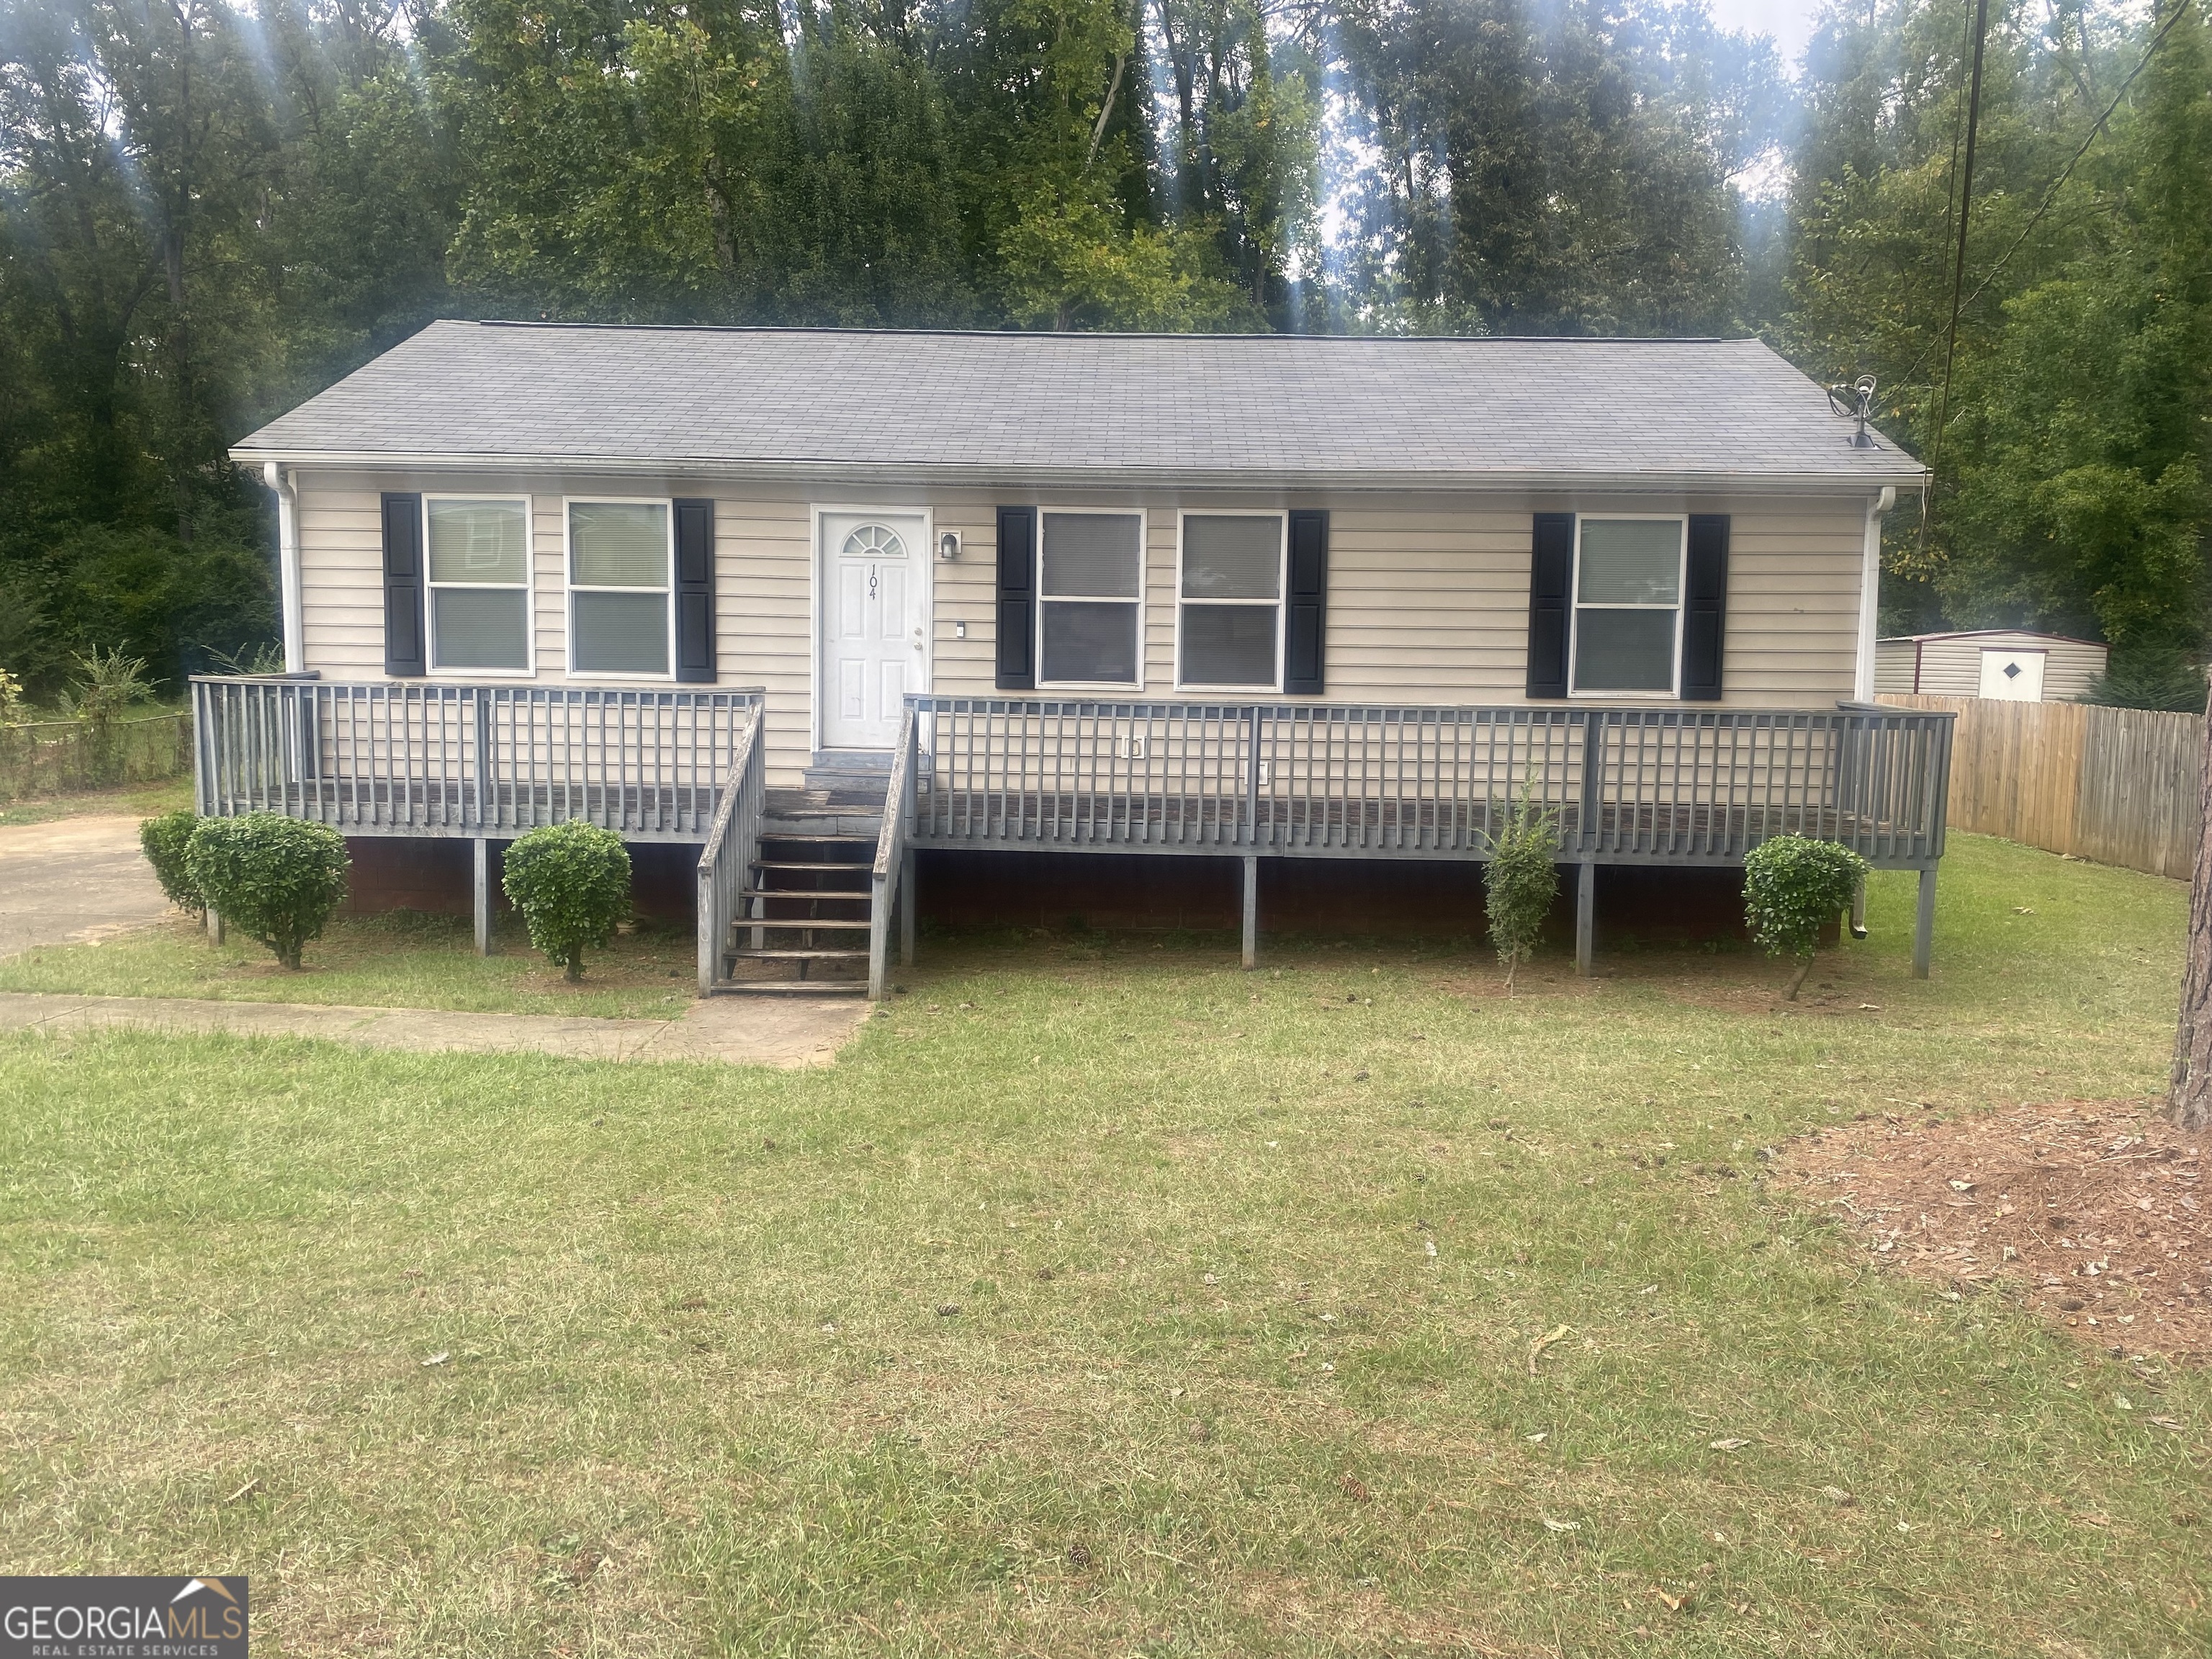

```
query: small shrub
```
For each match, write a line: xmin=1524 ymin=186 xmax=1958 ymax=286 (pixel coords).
xmin=1481 ymin=781 xmax=1561 ymax=993
xmin=0 ymin=667 xmax=25 ymax=724
xmin=502 ymin=821 xmax=631 ymax=981
xmin=186 ymin=814 xmax=349 ymax=970
xmin=139 ymin=809 xmax=205 ymax=915
xmin=1743 ymin=835 xmax=1869 ymax=1000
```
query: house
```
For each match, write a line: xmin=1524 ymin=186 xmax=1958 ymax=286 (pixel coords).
xmin=1875 ymin=629 xmax=2108 ymax=702
xmin=206 ymin=322 xmax=1948 ymax=994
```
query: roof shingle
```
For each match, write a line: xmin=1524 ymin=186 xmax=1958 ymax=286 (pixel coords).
xmin=232 ymin=321 xmax=1923 ymax=487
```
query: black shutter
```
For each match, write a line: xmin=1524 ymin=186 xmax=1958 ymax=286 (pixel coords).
xmin=996 ymin=506 xmax=1035 ymax=691
xmin=382 ymin=492 xmax=425 ymax=677
xmin=673 ymin=498 xmax=716 ymax=683
xmin=1681 ymin=514 xmax=1730 ymax=701
xmin=1525 ymin=512 xmax=1574 ymax=698
xmin=1284 ymin=509 xmax=1328 ymax=696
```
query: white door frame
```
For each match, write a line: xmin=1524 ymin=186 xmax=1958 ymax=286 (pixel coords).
xmin=809 ymin=502 xmax=934 ymax=753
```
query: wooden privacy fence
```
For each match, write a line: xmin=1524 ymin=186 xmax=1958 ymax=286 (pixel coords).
xmin=0 ymin=711 xmax=193 ymax=804
xmin=1879 ymin=693 xmax=2203 ymax=879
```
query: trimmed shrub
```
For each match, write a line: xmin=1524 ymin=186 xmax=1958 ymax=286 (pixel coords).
xmin=1743 ymin=835 xmax=1869 ymax=1000
xmin=1481 ymin=783 xmax=1561 ymax=993
xmin=502 ymin=821 xmax=631 ymax=981
xmin=139 ymin=809 xmax=204 ymax=915
xmin=186 ymin=814 xmax=349 ymax=970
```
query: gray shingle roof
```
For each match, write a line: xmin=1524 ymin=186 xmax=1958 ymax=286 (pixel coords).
xmin=233 ymin=320 xmax=1925 ymax=488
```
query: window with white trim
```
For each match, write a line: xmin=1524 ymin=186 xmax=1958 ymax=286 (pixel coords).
xmin=1179 ymin=513 xmax=1283 ymax=689
xmin=1038 ymin=511 xmax=1142 ymax=685
xmin=426 ymin=497 xmax=531 ymax=671
xmin=1570 ymin=517 xmax=1685 ymax=695
xmin=569 ymin=500 xmax=672 ymax=675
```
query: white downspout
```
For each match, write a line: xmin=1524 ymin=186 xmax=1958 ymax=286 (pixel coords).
xmin=263 ymin=462 xmax=304 ymax=673
xmin=1853 ymin=486 xmax=1896 ymax=702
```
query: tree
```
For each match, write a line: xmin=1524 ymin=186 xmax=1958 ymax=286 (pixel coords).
xmin=2172 ymin=702 xmax=2212 ymax=1131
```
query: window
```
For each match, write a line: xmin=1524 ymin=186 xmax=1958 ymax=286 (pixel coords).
xmin=1570 ymin=517 xmax=1685 ymax=695
xmin=1179 ymin=513 xmax=1284 ymax=690
xmin=568 ymin=500 xmax=672 ymax=676
xmin=426 ymin=497 xmax=531 ymax=671
xmin=1038 ymin=511 xmax=1142 ymax=685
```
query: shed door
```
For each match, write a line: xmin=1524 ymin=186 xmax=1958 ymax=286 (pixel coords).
xmin=1978 ymin=647 xmax=2046 ymax=701
xmin=819 ymin=511 xmax=926 ymax=750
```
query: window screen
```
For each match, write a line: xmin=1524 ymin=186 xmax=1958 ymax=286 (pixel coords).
xmin=1572 ymin=518 xmax=1683 ymax=693
xmin=1038 ymin=512 xmax=1141 ymax=683
xmin=1179 ymin=515 xmax=1282 ymax=687
xmin=570 ymin=501 xmax=670 ymax=675
xmin=426 ymin=498 xmax=529 ymax=670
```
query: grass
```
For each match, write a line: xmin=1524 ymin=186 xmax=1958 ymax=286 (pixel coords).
xmin=0 ymin=771 xmax=191 ymax=827
xmin=0 ymin=832 xmax=2206 ymax=1656
xmin=0 ymin=909 xmax=701 ymax=1020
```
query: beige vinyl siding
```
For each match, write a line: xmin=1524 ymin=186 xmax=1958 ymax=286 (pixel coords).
xmin=1875 ymin=631 xmax=2108 ymax=700
xmin=1874 ymin=638 xmax=1920 ymax=695
xmin=290 ymin=472 xmax=1879 ymax=791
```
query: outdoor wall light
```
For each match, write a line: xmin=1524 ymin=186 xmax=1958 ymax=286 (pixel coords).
xmin=938 ymin=531 xmax=961 ymax=561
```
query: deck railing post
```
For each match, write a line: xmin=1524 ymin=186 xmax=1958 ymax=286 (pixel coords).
xmin=1245 ymin=703 xmax=1262 ymax=846
xmin=1578 ymin=714 xmax=1604 ymax=858
xmin=1913 ymin=865 xmax=1938 ymax=979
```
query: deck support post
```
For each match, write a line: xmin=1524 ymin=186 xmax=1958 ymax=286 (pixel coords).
xmin=1850 ymin=874 xmax=1869 ymax=940
xmin=206 ymin=907 xmax=224 ymax=945
xmin=1575 ymin=862 xmax=1595 ymax=977
xmin=472 ymin=837 xmax=495 ymax=956
xmin=899 ymin=848 xmax=917 ymax=966
xmin=1241 ymin=856 xmax=1259 ymax=969
xmin=1912 ymin=865 xmax=1937 ymax=979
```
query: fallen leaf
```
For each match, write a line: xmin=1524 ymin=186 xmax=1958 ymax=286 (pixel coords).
xmin=1651 ymin=1587 xmax=1686 ymax=1613
xmin=1709 ymin=1437 xmax=1750 ymax=1451
xmin=422 ymin=1352 xmax=450 ymax=1367
xmin=935 ymin=1303 xmax=961 ymax=1318
xmin=1819 ymin=1485 xmax=1856 ymax=1506
xmin=1528 ymin=1323 xmax=1573 ymax=1375
xmin=1526 ymin=1431 xmax=1548 ymax=1443
xmin=1340 ymin=1473 xmax=1371 ymax=1503
xmin=1540 ymin=1516 xmax=1581 ymax=1534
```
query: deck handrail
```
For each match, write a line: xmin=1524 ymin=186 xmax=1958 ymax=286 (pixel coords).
xmin=192 ymin=676 xmax=765 ymax=841
xmin=894 ymin=694 xmax=1955 ymax=868
xmin=696 ymin=714 xmax=767 ymax=994
xmin=868 ymin=706 xmax=920 ymax=999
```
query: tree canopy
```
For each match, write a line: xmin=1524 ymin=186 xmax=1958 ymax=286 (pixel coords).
xmin=2 ymin=0 xmax=2207 ymax=699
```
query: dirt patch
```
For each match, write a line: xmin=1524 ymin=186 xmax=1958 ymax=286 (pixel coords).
xmin=1778 ymin=1098 xmax=2211 ymax=1362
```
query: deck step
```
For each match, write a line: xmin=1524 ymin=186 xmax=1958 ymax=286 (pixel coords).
xmin=710 ymin=980 xmax=868 ymax=997
xmin=752 ymin=860 xmax=874 ymax=873
xmin=740 ymin=887 xmax=868 ymax=902
xmin=729 ymin=916 xmax=871 ymax=932
xmin=726 ymin=946 xmax=868 ymax=962
xmin=758 ymin=832 xmax=878 ymax=845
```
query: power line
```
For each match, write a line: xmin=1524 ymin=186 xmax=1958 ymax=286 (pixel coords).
xmin=1925 ymin=0 xmax=1991 ymax=517
xmin=1897 ymin=0 xmax=2199 ymax=395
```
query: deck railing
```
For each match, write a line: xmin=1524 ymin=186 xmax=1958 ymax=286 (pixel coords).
xmin=192 ymin=677 xmax=765 ymax=841
xmin=900 ymin=696 xmax=1954 ymax=868
xmin=696 ymin=714 xmax=768 ymax=992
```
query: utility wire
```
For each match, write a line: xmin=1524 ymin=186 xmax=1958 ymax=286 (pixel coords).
xmin=1925 ymin=0 xmax=1991 ymax=519
xmin=1897 ymin=0 xmax=2199 ymax=395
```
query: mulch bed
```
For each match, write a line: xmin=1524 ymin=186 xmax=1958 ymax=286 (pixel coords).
xmin=1777 ymin=1098 xmax=2211 ymax=1362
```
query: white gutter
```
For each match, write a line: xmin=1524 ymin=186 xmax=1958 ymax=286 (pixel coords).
xmin=1853 ymin=485 xmax=1897 ymax=701
xmin=262 ymin=462 xmax=304 ymax=673
xmin=227 ymin=448 xmax=1932 ymax=497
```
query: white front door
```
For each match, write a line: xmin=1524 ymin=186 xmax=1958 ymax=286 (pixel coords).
xmin=819 ymin=511 xmax=925 ymax=750
xmin=1978 ymin=647 xmax=2046 ymax=701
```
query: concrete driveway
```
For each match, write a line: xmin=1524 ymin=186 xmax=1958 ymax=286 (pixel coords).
xmin=0 ymin=815 xmax=171 ymax=958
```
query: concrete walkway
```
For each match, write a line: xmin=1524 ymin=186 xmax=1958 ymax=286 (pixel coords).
xmin=0 ymin=815 xmax=169 ymax=957
xmin=0 ymin=989 xmax=869 ymax=1068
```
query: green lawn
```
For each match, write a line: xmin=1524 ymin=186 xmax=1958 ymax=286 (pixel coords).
xmin=0 ymin=908 xmax=700 ymax=1020
xmin=0 ymin=772 xmax=191 ymax=827
xmin=1 ymin=833 xmax=2205 ymax=1657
